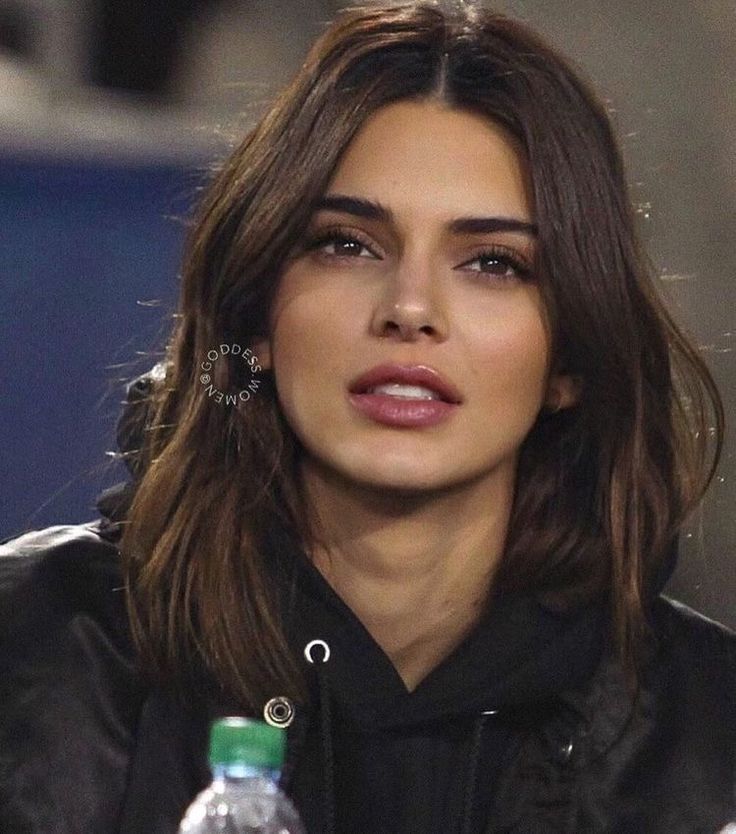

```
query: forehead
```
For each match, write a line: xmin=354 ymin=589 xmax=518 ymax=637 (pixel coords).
xmin=325 ymin=100 xmax=534 ymax=223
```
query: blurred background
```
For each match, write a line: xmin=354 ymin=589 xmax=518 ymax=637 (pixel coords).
xmin=1 ymin=0 xmax=734 ymax=626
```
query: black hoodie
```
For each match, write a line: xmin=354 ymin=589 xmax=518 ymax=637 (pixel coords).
xmin=1 ymin=370 xmax=734 ymax=834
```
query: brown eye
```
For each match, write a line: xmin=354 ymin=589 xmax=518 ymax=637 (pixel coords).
xmin=306 ymin=229 xmax=380 ymax=260
xmin=458 ymin=246 xmax=531 ymax=281
xmin=324 ymin=236 xmax=371 ymax=257
xmin=472 ymin=255 xmax=519 ymax=277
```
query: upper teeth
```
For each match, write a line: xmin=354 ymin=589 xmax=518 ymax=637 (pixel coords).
xmin=369 ymin=383 xmax=440 ymax=400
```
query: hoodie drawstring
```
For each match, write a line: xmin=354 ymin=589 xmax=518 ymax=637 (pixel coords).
xmin=276 ymin=700 xmax=307 ymax=795
xmin=304 ymin=639 xmax=335 ymax=834
xmin=460 ymin=709 xmax=498 ymax=834
xmin=280 ymin=641 xmax=497 ymax=834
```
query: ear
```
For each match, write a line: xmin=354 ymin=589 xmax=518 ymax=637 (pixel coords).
xmin=251 ymin=335 xmax=272 ymax=371
xmin=544 ymin=372 xmax=583 ymax=412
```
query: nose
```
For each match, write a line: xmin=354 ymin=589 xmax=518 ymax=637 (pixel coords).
xmin=370 ymin=257 xmax=448 ymax=342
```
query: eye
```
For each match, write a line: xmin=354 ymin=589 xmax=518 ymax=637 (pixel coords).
xmin=305 ymin=227 xmax=380 ymax=261
xmin=458 ymin=245 xmax=532 ymax=282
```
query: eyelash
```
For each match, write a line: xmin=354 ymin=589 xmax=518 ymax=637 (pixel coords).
xmin=304 ymin=226 xmax=532 ymax=281
xmin=305 ymin=227 xmax=376 ymax=259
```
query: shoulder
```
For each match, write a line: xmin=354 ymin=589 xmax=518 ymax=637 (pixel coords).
xmin=0 ymin=523 xmax=149 ymax=831
xmin=650 ymin=594 xmax=736 ymax=674
xmin=635 ymin=595 xmax=736 ymax=742
xmin=562 ymin=594 xmax=736 ymax=767
xmin=0 ymin=519 xmax=123 ymax=579
xmin=552 ymin=596 xmax=736 ymax=829
xmin=0 ymin=520 xmax=127 ymax=645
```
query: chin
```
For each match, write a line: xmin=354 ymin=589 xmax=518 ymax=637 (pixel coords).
xmin=357 ymin=471 xmax=449 ymax=493
xmin=330 ymin=456 xmax=474 ymax=496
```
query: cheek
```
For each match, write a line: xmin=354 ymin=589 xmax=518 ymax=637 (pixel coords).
xmin=467 ymin=311 xmax=550 ymax=403
xmin=269 ymin=266 xmax=368 ymax=372
xmin=268 ymin=285 xmax=355 ymax=420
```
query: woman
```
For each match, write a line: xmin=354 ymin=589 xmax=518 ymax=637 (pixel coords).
xmin=1 ymin=2 xmax=733 ymax=833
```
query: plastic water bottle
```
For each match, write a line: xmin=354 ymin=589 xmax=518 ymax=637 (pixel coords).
xmin=178 ymin=716 xmax=306 ymax=833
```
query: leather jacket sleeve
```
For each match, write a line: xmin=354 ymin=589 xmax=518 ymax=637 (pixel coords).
xmin=0 ymin=523 xmax=147 ymax=834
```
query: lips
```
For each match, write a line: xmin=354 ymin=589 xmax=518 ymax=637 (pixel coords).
xmin=348 ymin=364 xmax=463 ymax=404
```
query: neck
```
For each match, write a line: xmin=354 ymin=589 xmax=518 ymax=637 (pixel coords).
xmin=300 ymin=457 xmax=516 ymax=692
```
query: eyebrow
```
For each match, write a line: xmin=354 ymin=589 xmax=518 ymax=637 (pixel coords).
xmin=312 ymin=194 xmax=538 ymax=237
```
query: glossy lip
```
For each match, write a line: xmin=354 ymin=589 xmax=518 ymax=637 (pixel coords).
xmin=347 ymin=393 xmax=457 ymax=428
xmin=348 ymin=363 xmax=463 ymax=404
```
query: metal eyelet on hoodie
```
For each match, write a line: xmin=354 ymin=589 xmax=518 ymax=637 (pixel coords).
xmin=304 ymin=639 xmax=331 ymax=664
xmin=263 ymin=696 xmax=295 ymax=728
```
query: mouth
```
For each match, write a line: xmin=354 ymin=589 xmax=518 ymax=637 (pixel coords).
xmin=348 ymin=363 xmax=463 ymax=405
xmin=360 ymin=382 xmax=445 ymax=401
xmin=347 ymin=364 xmax=462 ymax=429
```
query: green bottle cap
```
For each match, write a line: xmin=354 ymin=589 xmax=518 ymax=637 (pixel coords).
xmin=208 ymin=717 xmax=286 ymax=770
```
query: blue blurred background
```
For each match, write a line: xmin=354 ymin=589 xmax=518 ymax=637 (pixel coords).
xmin=1 ymin=156 xmax=193 ymax=528
xmin=1 ymin=0 xmax=734 ymax=626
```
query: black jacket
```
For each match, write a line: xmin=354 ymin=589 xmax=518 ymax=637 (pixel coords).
xmin=1 ymin=373 xmax=735 ymax=834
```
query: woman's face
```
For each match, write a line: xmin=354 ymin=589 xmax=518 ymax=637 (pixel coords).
xmin=255 ymin=100 xmax=578 ymax=494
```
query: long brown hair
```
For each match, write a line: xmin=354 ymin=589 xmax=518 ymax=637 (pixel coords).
xmin=120 ymin=1 xmax=724 ymax=708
